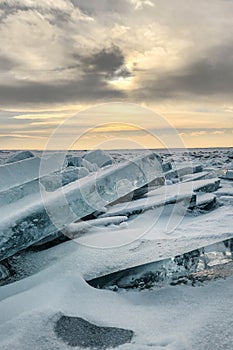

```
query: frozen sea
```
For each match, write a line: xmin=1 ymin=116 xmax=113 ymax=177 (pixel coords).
xmin=0 ymin=148 xmax=233 ymax=350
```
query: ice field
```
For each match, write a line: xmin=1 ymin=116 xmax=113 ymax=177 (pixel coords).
xmin=0 ymin=148 xmax=233 ymax=350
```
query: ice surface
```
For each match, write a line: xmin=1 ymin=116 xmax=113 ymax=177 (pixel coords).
xmin=181 ymin=171 xmax=210 ymax=182
xmin=162 ymin=161 xmax=172 ymax=172
xmin=5 ymin=151 xmax=35 ymax=164
xmin=191 ymin=178 xmax=220 ymax=192
xmin=65 ymin=216 xmax=128 ymax=235
xmin=165 ymin=164 xmax=203 ymax=180
xmin=83 ymin=149 xmax=113 ymax=168
xmin=40 ymin=167 xmax=89 ymax=192
xmin=0 ymin=154 xmax=67 ymax=193
xmin=0 ymin=264 xmax=9 ymax=280
xmin=0 ymin=165 xmax=89 ymax=207
xmin=101 ymin=189 xmax=195 ymax=217
xmin=101 ymin=178 xmax=220 ymax=218
xmin=195 ymin=192 xmax=216 ymax=209
xmin=0 ymin=154 xmax=70 ymax=207
xmin=67 ymin=156 xmax=99 ymax=172
xmin=226 ymin=170 xmax=233 ymax=179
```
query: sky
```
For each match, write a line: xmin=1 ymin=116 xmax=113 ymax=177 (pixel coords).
xmin=0 ymin=0 xmax=232 ymax=150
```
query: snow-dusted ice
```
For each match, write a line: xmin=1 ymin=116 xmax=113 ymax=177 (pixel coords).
xmin=0 ymin=152 xmax=163 ymax=261
xmin=83 ymin=149 xmax=113 ymax=168
xmin=0 ymin=147 xmax=233 ymax=350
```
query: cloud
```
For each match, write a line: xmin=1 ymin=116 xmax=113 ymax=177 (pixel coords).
xmin=0 ymin=133 xmax=46 ymax=139
xmin=84 ymin=46 xmax=125 ymax=74
xmin=177 ymin=127 xmax=231 ymax=135
xmin=133 ymin=41 xmax=233 ymax=102
xmin=89 ymin=123 xmax=142 ymax=133
xmin=0 ymin=0 xmax=232 ymax=136
xmin=0 ymin=77 xmax=124 ymax=106
xmin=0 ymin=0 xmax=74 ymax=12
xmin=0 ymin=55 xmax=16 ymax=71
xmin=128 ymin=0 xmax=154 ymax=10
xmin=0 ymin=44 xmax=130 ymax=106
xmin=12 ymin=113 xmax=68 ymax=120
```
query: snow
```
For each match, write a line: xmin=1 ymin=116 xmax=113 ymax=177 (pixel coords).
xmin=73 ymin=204 xmax=233 ymax=257
xmin=195 ymin=192 xmax=216 ymax=207
xmin=215 ymin=184 xmax=233 ymax=197
xmin=219 ymin=196 xmax=233 ymax=205
xmin=1 ymin=257 xmax=233 ymax=350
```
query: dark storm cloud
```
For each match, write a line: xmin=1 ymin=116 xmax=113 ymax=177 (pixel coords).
xmin=134 ymin=41 xmax=233 ymax=101
xmin=85 ymin=46 xmax=125 ymax=74
xmin=80 ymin=45 xmax=132 ymax=79
xmin=0 ymin=46 xmax=129 ymax=105
xmin=0 ymin=74 xmax=124 ymax=105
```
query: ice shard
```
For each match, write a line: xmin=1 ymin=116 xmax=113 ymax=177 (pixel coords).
xmin=83 ymin=149 xmax=113 ymax=168
xmin=165 ymin=164 xmax=203 ymax=180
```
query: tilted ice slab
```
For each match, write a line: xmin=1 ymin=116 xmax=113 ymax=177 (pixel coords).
xmin=0 ymin=152 xmax=163 ymax=261
xmin=162 ymin=161 xmax=172 ymax=173
xmin=74 ymin=206 xmax=233 ymax=280
xmin=101 ymin=178 xmax=220 ymax=217
xmin=220 ymin=170 xmax=233 ymax=180
xmin=181 ymin=171 xmax=210 ymax=182
xmin=83 ymin=149 xmax=113 ymax=168
xmin=0 ymin=154 xmax=66 ymax=193
xmin=195 ymin=192 xmax=216 ymax=209
xmin=5 ymin=150 xmax=35 ymax=164
xmin=165 ymin=164 xmax=203 ymax=180
xmin=0 ymin=159 xmax=91 ymax=207
xmin=0 ymin=154 xmax=68 ymax=206
xmin=1 ymin=205 xmax=232 ymax=289
xmin=65 ymin=216 xmax=128 ymax=235
xmin=40 ymin=167 xmax=90 ymax=192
